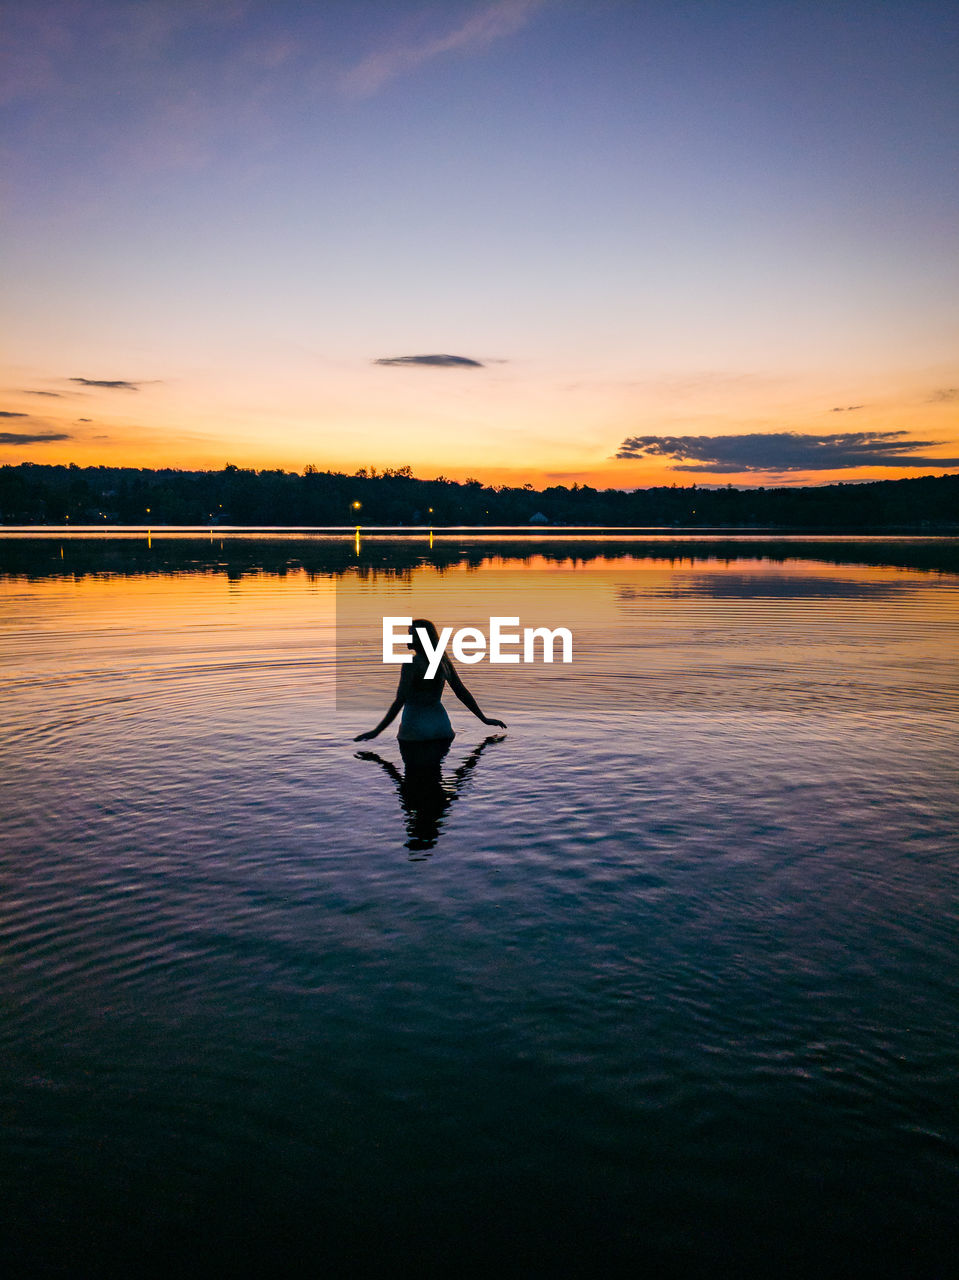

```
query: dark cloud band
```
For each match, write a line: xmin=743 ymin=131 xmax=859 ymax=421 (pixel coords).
xmin=374 ymin=354 xmax=484 ymax=368
xmin=614 ymin=431 xmax=959 ymax=472
xmin=0 ymin=410 xmax=29 ymax=418
xmin=0 ymin=431 xmax=72 ymax=445
xmin=70 ymin=377 xmax=140 ymax=390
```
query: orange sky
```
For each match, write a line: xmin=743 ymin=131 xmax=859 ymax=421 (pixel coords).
xmin=3 ymin=357 xmax=957 ymax=488
xmin=3 ymin=2 xmax=958 ymax=489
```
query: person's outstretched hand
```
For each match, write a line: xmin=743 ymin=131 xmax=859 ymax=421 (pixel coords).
xmin=354 ymin=730 xmax=378 ymax=742
xmin=483 ymin=717 xmax=507 ymax=729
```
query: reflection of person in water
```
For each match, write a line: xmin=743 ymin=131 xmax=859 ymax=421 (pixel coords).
xmin=353 ymin=618 xmax=507 ymax=855
xmin=356 ymin=734 xmax=505 ymax=855
xmin=354 ymin=618 xmax=507 ymax=746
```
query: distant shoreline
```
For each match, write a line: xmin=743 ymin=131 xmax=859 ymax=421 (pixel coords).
xmin=3 ymin=528 xmax=959 ymax=579
xmin=2 ymin=523 xmax=959 ymax=535
xmin=2 ymin=464 xmax=957 ymax=532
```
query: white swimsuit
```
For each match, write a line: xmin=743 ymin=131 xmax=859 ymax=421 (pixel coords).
xmin=397 ymin=660 xmax=455 ymax=742
xmin=398 ymin=701 xmax=455 ymax=742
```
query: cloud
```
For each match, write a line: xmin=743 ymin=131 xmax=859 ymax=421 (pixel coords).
xmin=614 ymin=431 xmax=959 ymax=473
xmin=929 ymin=388 xmax=959 ymax=403
xmin=77 ymin=418 xmax=92 ymax=422
xmin=22 ymin=390 xmax=62 ymax=397
xmin=830 ymin=405 xmax=863 ymax=412
xmin=374 ymin=353 xmax=484 ymax=368
xmin=0 ymin=431 xmax=72 ymax=445
xmin=0 ymin=410 xmax=28 ymax=418
xmin=70 ymin=377 xmax=141 ymax=390
xmin=341 ymin=0 xmax=544 ymax=98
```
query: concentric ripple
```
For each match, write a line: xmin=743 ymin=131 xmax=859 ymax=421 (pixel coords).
xmin=1 ymin=539 xmax=958 ymax=1276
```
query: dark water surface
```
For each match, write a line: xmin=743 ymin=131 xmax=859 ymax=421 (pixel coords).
xmin=2 ymin=534 xmax=958 ymax=1276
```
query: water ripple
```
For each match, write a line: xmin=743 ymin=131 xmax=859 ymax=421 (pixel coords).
xmin=2 ymin=548 xmax=958 ymax=1274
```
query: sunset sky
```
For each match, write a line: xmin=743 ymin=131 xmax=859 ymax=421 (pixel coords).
xmin=2 ymin=0 xmax=958 ymax=488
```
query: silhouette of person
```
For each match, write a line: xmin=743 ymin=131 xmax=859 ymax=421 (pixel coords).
xmin=356 ymin=734 xmax=505 ymax=855
xmin=353 ymin=617 xmax=507 ymax=855
xmin=354 ymin=617 xmax=507 ymax=746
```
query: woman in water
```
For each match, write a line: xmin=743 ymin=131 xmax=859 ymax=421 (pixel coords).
xmin=354 ymin=618 xmax=506 ymax=746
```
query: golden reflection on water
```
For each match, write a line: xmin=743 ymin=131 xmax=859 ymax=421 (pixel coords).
xmin=0 ymin=570 xmax=337 ymax=696
xmin=334 ymin=554 xmax=959 ymax=721
xmin=2 ymin=549 xmax=957 ymax=733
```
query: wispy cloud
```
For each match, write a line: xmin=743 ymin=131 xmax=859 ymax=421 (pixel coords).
xmin=1 ymin=1 xmax=270 ymax=173
xmin=374 ymin=353 xmax=484 ymax=368
xmin=1 ymin=431 xmax=72 ymax=445
xmin=0 ymin=410 xmax=29 ymax=418
xmin=70 ymin=377 xmax=141 ymax=390
xmin=614 ymin=431 xmax=959 ymax=473
xmin=830 ymin=404 xmax=864 ymax=412
xmin=341 ymin=0 xmax=544 ymax=98
xmin=929 ymin=388 xmax=959 ymax=403
xmin=21 ymin=389 xmax=62 ymax=397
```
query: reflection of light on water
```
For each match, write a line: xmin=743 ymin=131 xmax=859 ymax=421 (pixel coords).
xmin=334 ymin=554 xmax=959 ymax=727
xmin=2 ymin=538 xmax=959 ymax=1276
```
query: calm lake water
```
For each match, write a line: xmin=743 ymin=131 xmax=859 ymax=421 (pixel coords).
xmin=2 ymin=532 xmax=958 ymax=1276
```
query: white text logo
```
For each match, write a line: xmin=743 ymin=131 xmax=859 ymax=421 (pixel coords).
xmin=382 ymin=617 xmax=573 ymax=678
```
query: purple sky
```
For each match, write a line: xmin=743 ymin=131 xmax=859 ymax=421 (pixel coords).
xmin=2 ymin=0 xmax=957 ymax=484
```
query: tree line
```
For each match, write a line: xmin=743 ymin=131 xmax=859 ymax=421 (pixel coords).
xmin=1 ymin=462 xmax=957 ymax=529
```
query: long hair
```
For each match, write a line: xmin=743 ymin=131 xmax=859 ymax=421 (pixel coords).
xmin=410 ymin=618 xmax=449 ymax=676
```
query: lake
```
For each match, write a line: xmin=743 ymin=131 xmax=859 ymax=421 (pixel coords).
xmin=2 ymin=532 xmax=958 ymax=1276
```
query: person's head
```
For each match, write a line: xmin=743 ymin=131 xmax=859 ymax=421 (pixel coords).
xmin=409 ymin=618 xmax=440 ymax=657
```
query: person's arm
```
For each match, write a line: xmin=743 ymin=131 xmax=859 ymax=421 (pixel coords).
xmin=354 ymin=750 xmax=404 ymax=787
xmin=451 ymin=733 xmax=506 ymax=789
xmin=354 ymin=666 xmax=412 ymax=741
xmin=444 ymin=659 xmax=507 ymax=729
